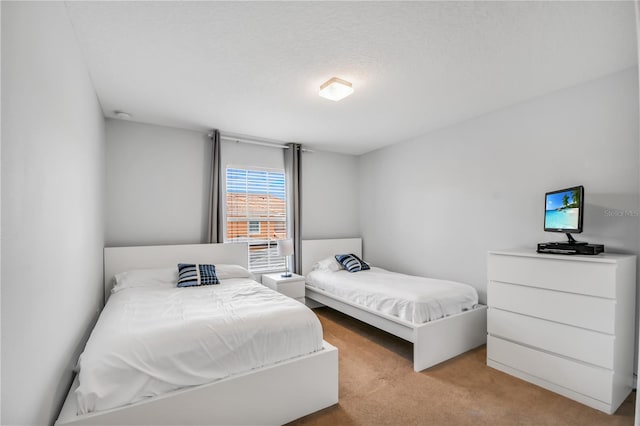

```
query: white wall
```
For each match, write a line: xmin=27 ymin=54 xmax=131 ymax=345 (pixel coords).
xmin=358 ymin=68 xmax=639 ymax=302
xmin=634 ymin=8 xmax=640 ymax=423
xmin=221 ymin=138 xmax=285 ymax=171
xmin=1 ymin=3 xmax=105 ymax=425
xmin=106 ymin=119 xmax=210 ymax=246
xmin=301 ymin=150 xmax=359 ymax=239
xmin=1 ymin=2 xmax=4 ymax=421
xmin=106 ymin=121 xmax=360 ymax=246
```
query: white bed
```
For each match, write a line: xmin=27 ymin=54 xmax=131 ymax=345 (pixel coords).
xmin=56 ymin=243 xmax=338 ymax=426
xmin=302 ymin=238 xmax=487 ymax=372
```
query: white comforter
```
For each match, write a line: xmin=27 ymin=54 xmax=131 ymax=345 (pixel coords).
xmin=306 ymin=267 xmax=478 ymax=324
xmin=76 ymin=278 xmax=323 ymax=414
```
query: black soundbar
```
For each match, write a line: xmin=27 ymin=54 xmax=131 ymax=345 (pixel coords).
xmin=537 ymin=242 xmax=604 ymax=255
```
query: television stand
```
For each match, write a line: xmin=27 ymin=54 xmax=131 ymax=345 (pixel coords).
xmin=560 ymin=233 xmax=588 ymax=245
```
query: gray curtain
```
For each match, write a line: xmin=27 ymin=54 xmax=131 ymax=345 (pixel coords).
xmin=284 ymin=143 xmax=302 ymax=274
xmin=207 ymin=129 xmax=223 ymax=243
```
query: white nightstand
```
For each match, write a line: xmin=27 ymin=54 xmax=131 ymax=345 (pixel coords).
xmin=261 ymin=273 xmax=305 ymax=303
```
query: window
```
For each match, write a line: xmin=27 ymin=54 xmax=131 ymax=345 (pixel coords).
xmin=225 ymin=167 xmax=287 ymax=272
xmin=248 ymin=221 xmax=260 ymax=235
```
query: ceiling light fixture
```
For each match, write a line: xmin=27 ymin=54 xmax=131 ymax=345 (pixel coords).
xmin=319 ymin=77 xmax=354 ymax=101
xmin=114 ymin=110 xmax=132 ymax=119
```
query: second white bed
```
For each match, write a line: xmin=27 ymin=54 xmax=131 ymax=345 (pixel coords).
xmin=302 ymin=238 xmax=487 ymax=372
xmin=307 ymin=267 xmax=478 ymax=324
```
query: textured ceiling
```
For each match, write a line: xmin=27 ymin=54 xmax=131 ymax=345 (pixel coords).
xmin=65 ymin=1 xmax=637 ymax=155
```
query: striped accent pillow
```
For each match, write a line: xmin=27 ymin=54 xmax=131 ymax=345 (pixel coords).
xmin=335 ymin=254 xmax=370 ymax=273
xmin=177 ymin=263 xmax=220 ymax=287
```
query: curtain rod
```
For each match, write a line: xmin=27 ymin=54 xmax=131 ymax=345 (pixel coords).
xmin=213 ymin=133 xmax=314 ymax=153
xmin=220 ymin=135 xmax=289 ymax=149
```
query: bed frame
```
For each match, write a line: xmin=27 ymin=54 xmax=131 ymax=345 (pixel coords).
xmin=56 ymin=243 xmax=338 ymax=426
xmin=302 ymin=238 xmax=487 ymax=372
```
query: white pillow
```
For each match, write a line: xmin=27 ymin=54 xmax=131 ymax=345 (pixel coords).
xmin=112 ymin=268 xmax=177 ymax=293
xmin=312 ymin=257 xmax=343 ymax=272
xmin=112 ymin=264 xmax=254 ymax=293
xmin=215 ymin=264 xmax=255 ymax=280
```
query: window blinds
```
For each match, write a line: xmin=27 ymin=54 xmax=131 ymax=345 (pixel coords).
xmin=225 ymin=167 xmax=287 ymax=272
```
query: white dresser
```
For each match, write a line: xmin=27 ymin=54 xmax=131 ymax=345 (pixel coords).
xmin=487 ymin=250 xmax=636 ymax=414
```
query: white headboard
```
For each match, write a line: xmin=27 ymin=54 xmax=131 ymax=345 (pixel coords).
xmin=103 ymin=243 xmax=248 ymax=302
xmin=301 ymin=238 xmax=362 ymax=276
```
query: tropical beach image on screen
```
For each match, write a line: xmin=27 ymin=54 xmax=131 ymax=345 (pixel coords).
xmin=545 ymin=188 xmax=581 ymax=230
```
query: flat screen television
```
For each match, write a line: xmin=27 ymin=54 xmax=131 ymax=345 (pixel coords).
xmin=544 ymin=185 xmax=584 ymax=244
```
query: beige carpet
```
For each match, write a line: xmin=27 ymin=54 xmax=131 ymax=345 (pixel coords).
xmin=290 ymin=307 xmax=635 ymax=426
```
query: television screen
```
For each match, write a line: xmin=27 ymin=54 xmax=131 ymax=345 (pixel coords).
xmin=544 ymin=185 xmax=584 ymax=233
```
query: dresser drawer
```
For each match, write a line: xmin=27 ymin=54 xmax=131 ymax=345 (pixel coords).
xmin=487 ymin=336 xmax=613 ymax=404
xmin=488 ymin=281 xmax=615 ymax=334
xmin=275 ymin=281 xmax=305 ymax=298
xmin=488 ymin=254 xmax=616 ymax=298
xmin=488 ymin=308 xmax=614 ymax=369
